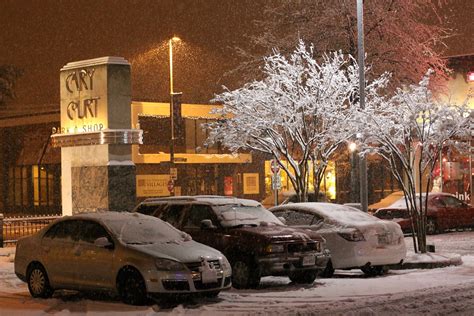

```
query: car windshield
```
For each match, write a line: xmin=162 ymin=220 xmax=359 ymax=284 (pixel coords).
xmin=388 ymin=195 xmax=427 ymax=209
xmin=103 ymin=213 xmax=191 ymax=245
xmin=312 ymin=203 xmax=379 ymax=224
xmin=215 ymin=204 xmax=283 ymax=228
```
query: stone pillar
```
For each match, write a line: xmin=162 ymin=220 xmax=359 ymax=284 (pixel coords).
xmin=52 ymin=57 xmax=142 ymax=215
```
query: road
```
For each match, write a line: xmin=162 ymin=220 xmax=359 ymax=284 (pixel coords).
xmin=1 ymin=231 xmax=474 ymax=315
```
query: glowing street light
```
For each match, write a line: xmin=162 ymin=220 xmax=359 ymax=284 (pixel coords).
xmin=348 ymin=142 xmax=357 ymax=152
xmin=467 ymin=71 xmax=474 ymax=83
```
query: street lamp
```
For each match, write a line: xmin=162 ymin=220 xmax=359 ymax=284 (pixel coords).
xmin=168 ymin=36 xmax=182 ymax=196
xmin=169 ymin=36 xmax=181 ymax=165
xmin=357 ymin=0 xmax=369 ymax=213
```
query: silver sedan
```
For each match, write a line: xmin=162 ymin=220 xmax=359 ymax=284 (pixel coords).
xmin=14 ymin=212 xmax=232 ymax=305
xmin=270 ymin=203 xmax=406 ymax=277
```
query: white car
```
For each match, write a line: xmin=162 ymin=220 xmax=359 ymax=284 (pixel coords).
xmin=14 ymin=212 xmax=232 ymax=305
xmin=270 ymin=203 xmax=406 ymax=277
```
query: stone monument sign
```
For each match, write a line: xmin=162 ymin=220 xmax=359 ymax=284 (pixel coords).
xmin=52 ymin=57 xmax=142 ymax=215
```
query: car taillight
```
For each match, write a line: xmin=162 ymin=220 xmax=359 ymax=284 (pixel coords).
xmin=315 ymin=241 xmax=321 ymax=252
xmin=338 ymin=229 xmax=365 ymax=242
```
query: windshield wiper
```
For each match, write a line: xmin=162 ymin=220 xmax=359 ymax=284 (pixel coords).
xmin=231 ymin=223 xmax=258 ymax=228
xmin=126 ymin=241 xmax=155 ymax=245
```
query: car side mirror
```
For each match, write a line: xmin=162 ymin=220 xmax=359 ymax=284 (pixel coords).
xmin=201 ymin=219 xmax=216 ymax=230
xmin=278 ymin=216 xmax=287 ymax=225
xmin=94 ymin=237 xmax=114 ymax=249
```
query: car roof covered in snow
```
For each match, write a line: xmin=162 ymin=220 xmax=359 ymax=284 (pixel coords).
xmin=139 ymin=195 xmax=263 ymax=207
xmin=63 ymin=211 xmax=148 ymax=221
xmin=270 ymin=202 xmax=380 ymax=224
xmin=381 ymin=192 xmax=458 ymax=209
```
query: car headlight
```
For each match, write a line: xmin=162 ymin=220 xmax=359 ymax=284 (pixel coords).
xmin=265 ymin=243 xmax=285 ymax=253
xmin=155 ymin=258 xmax=185 ymax=271
xmin=221 ymin=256 xmax=231 ymax=271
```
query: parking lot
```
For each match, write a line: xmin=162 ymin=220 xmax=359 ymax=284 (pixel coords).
xmin=1 ymin=231 xmax=474 ymax=315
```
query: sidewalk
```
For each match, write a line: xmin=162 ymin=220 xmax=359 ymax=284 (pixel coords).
xmin=391 ymin=250 xmax=463 ymax=269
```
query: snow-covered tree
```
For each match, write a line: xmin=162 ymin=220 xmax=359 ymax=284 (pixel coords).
xmin=207 ymin=41 xmax=385 ymax=202
xmin=356 ymin=71 xmax=472 ymax=253
xmin=230 ymin=0 xmax=451 ymax=90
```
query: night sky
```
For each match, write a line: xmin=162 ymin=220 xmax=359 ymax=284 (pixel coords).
xmin=0 ymin=0 xmax=472 ymax=114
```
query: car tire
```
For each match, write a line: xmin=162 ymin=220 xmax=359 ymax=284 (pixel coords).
xmin=118 ymin=268 xmax=148 ymax=305
xmin=289 ymin=269 xmax=318 ymax=284
xmin=319 ymin=260 xmax=335 ymax=278
xmin=231 ymin=260 xmax=260 ymax=289
xmin=427 ymin=218 xmax=438 ymax=235
xmin=27 ymin=263 xmax=54 ymax=298
xmin=361 ymin=265 xmax=388 ymax=277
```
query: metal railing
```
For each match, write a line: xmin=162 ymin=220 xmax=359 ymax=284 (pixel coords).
xmin=1 ymin=214 xmax=61 ymax=247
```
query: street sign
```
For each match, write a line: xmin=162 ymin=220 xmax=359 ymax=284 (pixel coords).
xmin=167 ymin=179 xmax=174 ymax=193
xmin=272 ymin=173 xmax=282 ymax=190
xmin=271 ymin=159 xmax=280 ymax=174
xmin=170 ymin=167 xmax=178 ymax=180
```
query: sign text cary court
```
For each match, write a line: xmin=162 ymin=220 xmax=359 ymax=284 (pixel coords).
xmin=53 ymin=67 xmax=104 ymax=134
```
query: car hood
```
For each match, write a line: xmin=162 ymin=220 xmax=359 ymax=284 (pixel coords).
xmin=316 ymin=220 xmax=404 ymax=238
xmin=126 ymin=240 xmax=224 ymax=263
xmin=226 ymin=225 xmax=324 ymax=243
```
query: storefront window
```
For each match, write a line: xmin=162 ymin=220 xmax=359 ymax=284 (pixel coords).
xmin=263 ymin=160 xmax=335 ymax=200
xmin=8 ymin=166 xmax=29 ymax=207
xmin=433 ymin=153 xmax=472 ymax=204
xmin=33 ymin=165 xmax=55 ymax=207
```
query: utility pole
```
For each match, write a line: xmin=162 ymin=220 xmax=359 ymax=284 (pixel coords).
xmin=357 ymin=0 xmax=369 ymax=212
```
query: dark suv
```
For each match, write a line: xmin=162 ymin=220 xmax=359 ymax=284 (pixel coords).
xmin=133 ymin=195 xmax=330 ymax=289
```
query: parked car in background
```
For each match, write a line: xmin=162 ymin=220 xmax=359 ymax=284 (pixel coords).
xmin=374 ymin=193 xmax=474 ymax=235
xmin=269 ymin=203 xmax=406 ymax=277
xmin=15 ymin=212 xmax=232 ymax=305
xmin=134 ymin=196 xmax=331 ymax=289
xmin=261 ymin=191 xmax=330 ymax=209
xmin=281 ymin=191 xmax=331 ymax=204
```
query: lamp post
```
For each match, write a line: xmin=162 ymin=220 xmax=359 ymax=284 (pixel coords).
xmin=168 ymin=36 xmax=181 ymax=196
xmin=169 ymin=36 xmax=181 ymax=165
xmin=349 ymin=142 xmax=359 ymax=203
xmin=357 ymin=0 xmax=369 ymax=213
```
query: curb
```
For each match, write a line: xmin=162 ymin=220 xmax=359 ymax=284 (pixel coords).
xmin=390 ymin=253 xmax=463 ymax=270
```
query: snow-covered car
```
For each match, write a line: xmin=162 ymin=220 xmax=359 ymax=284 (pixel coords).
xmin=374 ymin=193 xmax=474 ymax=235
xmin=14 ymin=212 xmax=232 ymax=305
xmin=269 ymin=203 xmax=406 ymax=277
xmin=134 ymin=196 xmax=331 ymax=289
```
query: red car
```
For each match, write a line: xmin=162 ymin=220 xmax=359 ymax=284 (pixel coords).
xmin=374 ymin=193 xmax=474 ymax=235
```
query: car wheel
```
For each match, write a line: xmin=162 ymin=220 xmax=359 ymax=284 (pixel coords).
xmin=289 ymin=269 xmax=318 ymax=284
xmin=27 ymin=263 xmax=54 ymax=298
xmin=231 ymin=260 xmax=260 ymax=289
xmin=319 ymin=260 xmax=335 ymax=278
xmin=361 ymin=265 xmax=388 ymax=277
xmin=118 ymin=268 xmax=148 ymax=305
xmin=427 ymin=218 xmax=438 ymax=235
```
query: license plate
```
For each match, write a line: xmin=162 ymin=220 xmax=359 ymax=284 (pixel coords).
xmin=201 ymin=268 xmax=218 ymax=284
xmin=378 ymin=234 xmax=389 ymax=245
xmin=302 ymin=255 xmax=316 ymax=266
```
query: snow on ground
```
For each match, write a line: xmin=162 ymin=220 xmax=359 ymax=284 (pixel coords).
xmin=2 ymin=232 xmax=474 ymax=315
